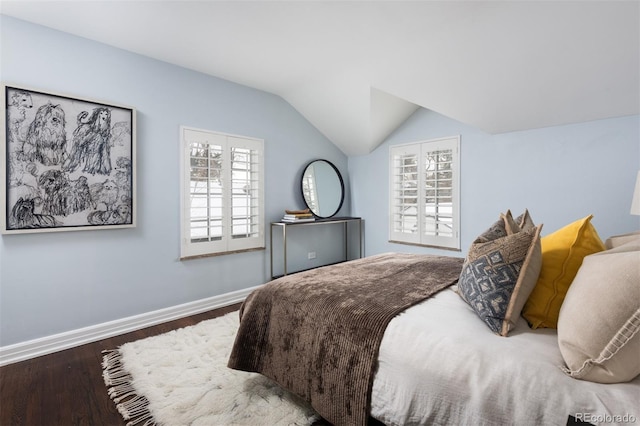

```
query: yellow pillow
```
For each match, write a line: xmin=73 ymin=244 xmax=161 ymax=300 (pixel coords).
xmin=523 ymin=215 xmax=605 ymax=329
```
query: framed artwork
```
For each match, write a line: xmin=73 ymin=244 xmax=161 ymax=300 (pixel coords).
xmin=1 ymin=84 xmax=136 ymax=234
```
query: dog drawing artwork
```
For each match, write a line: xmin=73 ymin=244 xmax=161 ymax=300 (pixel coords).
xmin=86 ymin=174 xmax=132 ymax=225
xmin=110 ymin=121 xmax=131 ymax=147
xmin=87 ymin=203 xmax=130 ymax=225
xmin=89 ymin=179 xmax=119 ymax=212
xmin=64 ymin=107 xmax=113 ymax=175
xmin=70 ymin=176 xmax=92 ymax=214
xmin=7 ymin=89 xmax=33 ymax=147
xmin=114 ymin=157 xmax=132 ymax=201
xmin=7 ymin=160 xmax=41 ymax=214
xmin=21 ymin=102 xmax=67 ymax=166
xmin=38 ymin=170 xmax=72 ymax=216
xmin=37 ymin=169 xmax=92 ymax=217
xmin=9 ymin=198 xmax=58 ymax=229
xmin=87 ymin=209 xmax=114 ymax=225
xmin=113 ymin=202 xmax=132 ymax=224
xmin=4 ymin=88 xmax=134 ymax=231
xmin=8 ymin=160 xmax=39 ymax=193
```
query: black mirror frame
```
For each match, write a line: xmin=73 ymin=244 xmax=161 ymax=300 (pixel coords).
xmin=300 ymin=159 xmax=345 ymax=219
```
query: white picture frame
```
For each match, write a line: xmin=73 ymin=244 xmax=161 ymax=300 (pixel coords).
xmin=1 ymin=84 xmax=136 ymax=234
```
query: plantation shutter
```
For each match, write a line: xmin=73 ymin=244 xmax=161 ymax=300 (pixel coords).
xmin=389 ymin=136 xmax=460 ymax=250
xmin=227 ymin=136 xmax=264 ymax=251
xmin=180 ymin=127 xmax=264 ymax=258
xmin=422 ymin=138 xmax=458 ymax=248
xmin=390 ymin=144 xmax=421 ymax=244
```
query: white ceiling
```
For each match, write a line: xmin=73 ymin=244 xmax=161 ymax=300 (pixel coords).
xmin=1 ymin=1 xmax=638 ymax=156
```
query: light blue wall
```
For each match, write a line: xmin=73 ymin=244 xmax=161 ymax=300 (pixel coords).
xmin=349 ymin=109 xmax=640 ymax=257
xmin=0 ymin=16 xmax=349 ymax=346
xmin=2 ymin=15 xmax=639 ymax=349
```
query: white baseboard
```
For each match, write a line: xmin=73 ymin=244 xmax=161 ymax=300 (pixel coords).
xmin=0 ymin=285 xmax=259 ymax=367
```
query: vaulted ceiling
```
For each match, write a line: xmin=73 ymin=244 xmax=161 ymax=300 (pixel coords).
xmin=2 ymin=1 xmax=638 ymax=156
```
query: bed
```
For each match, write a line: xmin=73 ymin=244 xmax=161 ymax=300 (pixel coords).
xmin=228 ymin=211 xmax=640 ymax=426
xmin=371 ymin=286 xmax=640 ymax=425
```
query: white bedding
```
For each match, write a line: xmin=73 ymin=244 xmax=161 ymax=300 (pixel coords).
xmin=371 ymin=287 xmax=640 ymax=426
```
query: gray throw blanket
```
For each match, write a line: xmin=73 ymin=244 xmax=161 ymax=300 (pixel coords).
xmin=228 ymin=253 xmax=464 ymax=426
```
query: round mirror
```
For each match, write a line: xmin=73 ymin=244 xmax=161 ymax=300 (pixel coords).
xmin=301 ymin=159 xmax=345 ymax=218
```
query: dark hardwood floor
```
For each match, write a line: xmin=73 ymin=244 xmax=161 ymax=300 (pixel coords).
xmin=0 ymin=303 xmax=241 ymax=426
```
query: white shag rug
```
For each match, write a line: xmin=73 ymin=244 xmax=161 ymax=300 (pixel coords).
xmin=102 ymin=312 xmax=320 ymax=426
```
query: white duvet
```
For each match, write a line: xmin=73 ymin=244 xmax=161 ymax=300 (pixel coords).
xmin=371 ymin=287 xmax=640 ymax=426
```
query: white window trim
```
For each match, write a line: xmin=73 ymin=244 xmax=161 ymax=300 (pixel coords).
xmin=389 ymin=135 xmax=460 ymax=250
xmin=180 ymin=126 xmax=265 ymax=259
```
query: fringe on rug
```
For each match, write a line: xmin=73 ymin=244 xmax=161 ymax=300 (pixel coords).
xmin=102 ymin=349 xmax=158 ymax=426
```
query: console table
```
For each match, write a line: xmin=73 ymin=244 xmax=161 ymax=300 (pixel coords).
xmin=270 ymin=217 xmax=363 ymax=278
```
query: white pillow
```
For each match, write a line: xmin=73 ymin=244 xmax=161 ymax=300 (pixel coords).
xmin=557 ymin=239 xmax=640 ymax=383
xmin=604 ymin=230 xmax=640 ymax=249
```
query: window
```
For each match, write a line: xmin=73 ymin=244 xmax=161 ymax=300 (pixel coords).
xmin=389 ymin=135 xmax=460 ymax=250
xmin=180 ymin=127 xmax=264 ymax=258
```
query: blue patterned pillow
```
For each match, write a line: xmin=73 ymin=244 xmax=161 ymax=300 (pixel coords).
xmin=458 ymin=211 xmax=542 ymax=336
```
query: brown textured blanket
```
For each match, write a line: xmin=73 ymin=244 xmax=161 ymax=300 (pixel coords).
xmin=227 ymin=253 xmax=464 ymax=426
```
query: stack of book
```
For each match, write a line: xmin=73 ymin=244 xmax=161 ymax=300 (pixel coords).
xmin=282 ymin=209 xmax=315 ymax=222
